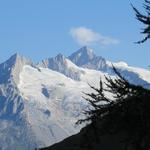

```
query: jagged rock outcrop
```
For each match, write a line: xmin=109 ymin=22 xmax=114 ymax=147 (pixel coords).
xmin=38 ymin=53 xmax=85 ymax=80
xmin=0 ymin=48 xmax=150 ymax=149
xmin=68 ymin=46 xmax=107 ymax=71
xmin=0 ymin=53 xmax=32 ymax=85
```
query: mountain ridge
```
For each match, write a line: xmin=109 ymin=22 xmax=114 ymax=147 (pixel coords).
xmin=68 ymin=46 xmax=107 ymax=71
xmin=0 ymin=47 xmax=150 ymax=149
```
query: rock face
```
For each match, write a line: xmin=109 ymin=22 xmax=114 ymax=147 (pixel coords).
xmin=0 ymin=53 xmax=32 ymax=117
xmin=38 ymin=53 xmax=85 ymax=81
xmin=68 ymin=46 xmax=107 ymax=71
xmin=0 ymin=47 xmax=150 ymax=150
xmin=0 ymin=53 xmax=31 ymax=85
xmin=68 ymin=46 xmax=95 ymax=66
xmin=0 ymin=54 xmax=36 ymax=150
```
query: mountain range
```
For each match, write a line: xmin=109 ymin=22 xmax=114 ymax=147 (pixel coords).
xmin=0 ymin=46 xmax=150 ymax=150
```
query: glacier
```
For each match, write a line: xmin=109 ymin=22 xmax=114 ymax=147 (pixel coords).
xmin=0 ymin=47 xmax=150 ymax=149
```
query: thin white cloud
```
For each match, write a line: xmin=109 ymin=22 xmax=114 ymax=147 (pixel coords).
xmin=70 ymin=27 xmax=119 ymax=46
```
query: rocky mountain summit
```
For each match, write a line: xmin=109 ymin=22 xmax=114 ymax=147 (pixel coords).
xmin=0 ymin=47 xmax=150 ymax=150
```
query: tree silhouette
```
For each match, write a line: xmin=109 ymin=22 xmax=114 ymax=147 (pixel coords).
xmin=132 ymin=0 xmax=150 ymax=43
xmin=77 ymin=67 xmax=150 ymax=150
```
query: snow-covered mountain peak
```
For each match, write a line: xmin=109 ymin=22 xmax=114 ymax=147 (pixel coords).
xmin=1 ymin=48 xmax=150 ymax=149
xmin=6 ymin=53 xmax=31 ymax=65
xmin=38 ymin=54 xmax=85 ymax=81
xmin=3 ymin=53 xmax=23 ymax=67
xmin=68 ymin=46 xmax=95 ymax=66
xmin=0 ymin=53 xmax=32 ymax=85
xmin=55 ymin=53 xmax=65 ymax=61
xmin=38 ymin=53 xmax=65 ymax=68
xmin=68 ymin=47 xmax=107 ymax=71
xmin=78 ymin=46 xmax=95 ymax=57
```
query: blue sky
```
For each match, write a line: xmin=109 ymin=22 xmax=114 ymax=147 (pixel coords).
xmin=0 ymin=0 xmax=149 ymax=68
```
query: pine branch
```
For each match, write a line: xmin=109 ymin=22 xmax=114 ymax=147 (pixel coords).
xmin=77 ymin=66 xmax=150 ymax=149
xmin=131 ymin=1 xmax=150 ymax=43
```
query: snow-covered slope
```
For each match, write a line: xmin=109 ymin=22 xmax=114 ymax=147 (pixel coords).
xmin=17 ymin=65 xmax=105 ymax=149
xmin=0 ymin=48 xmax=150 ymax=149
xmin=38 ymin=53 xmax=85 ymax=81
xmin=107 ymin=61 xmax=150 ymax=88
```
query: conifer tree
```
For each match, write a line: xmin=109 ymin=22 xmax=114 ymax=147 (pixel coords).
xmin=77 ymin=67 xmax=150 ymax=150
xmin=132 ymin=0 xmax=150 ymax=43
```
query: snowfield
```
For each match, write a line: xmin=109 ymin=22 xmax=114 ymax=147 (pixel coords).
xmin=1 ymin=47 xmax=150 ymax=149
xmin=17 ymin=65 xmax=105 ymax=149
